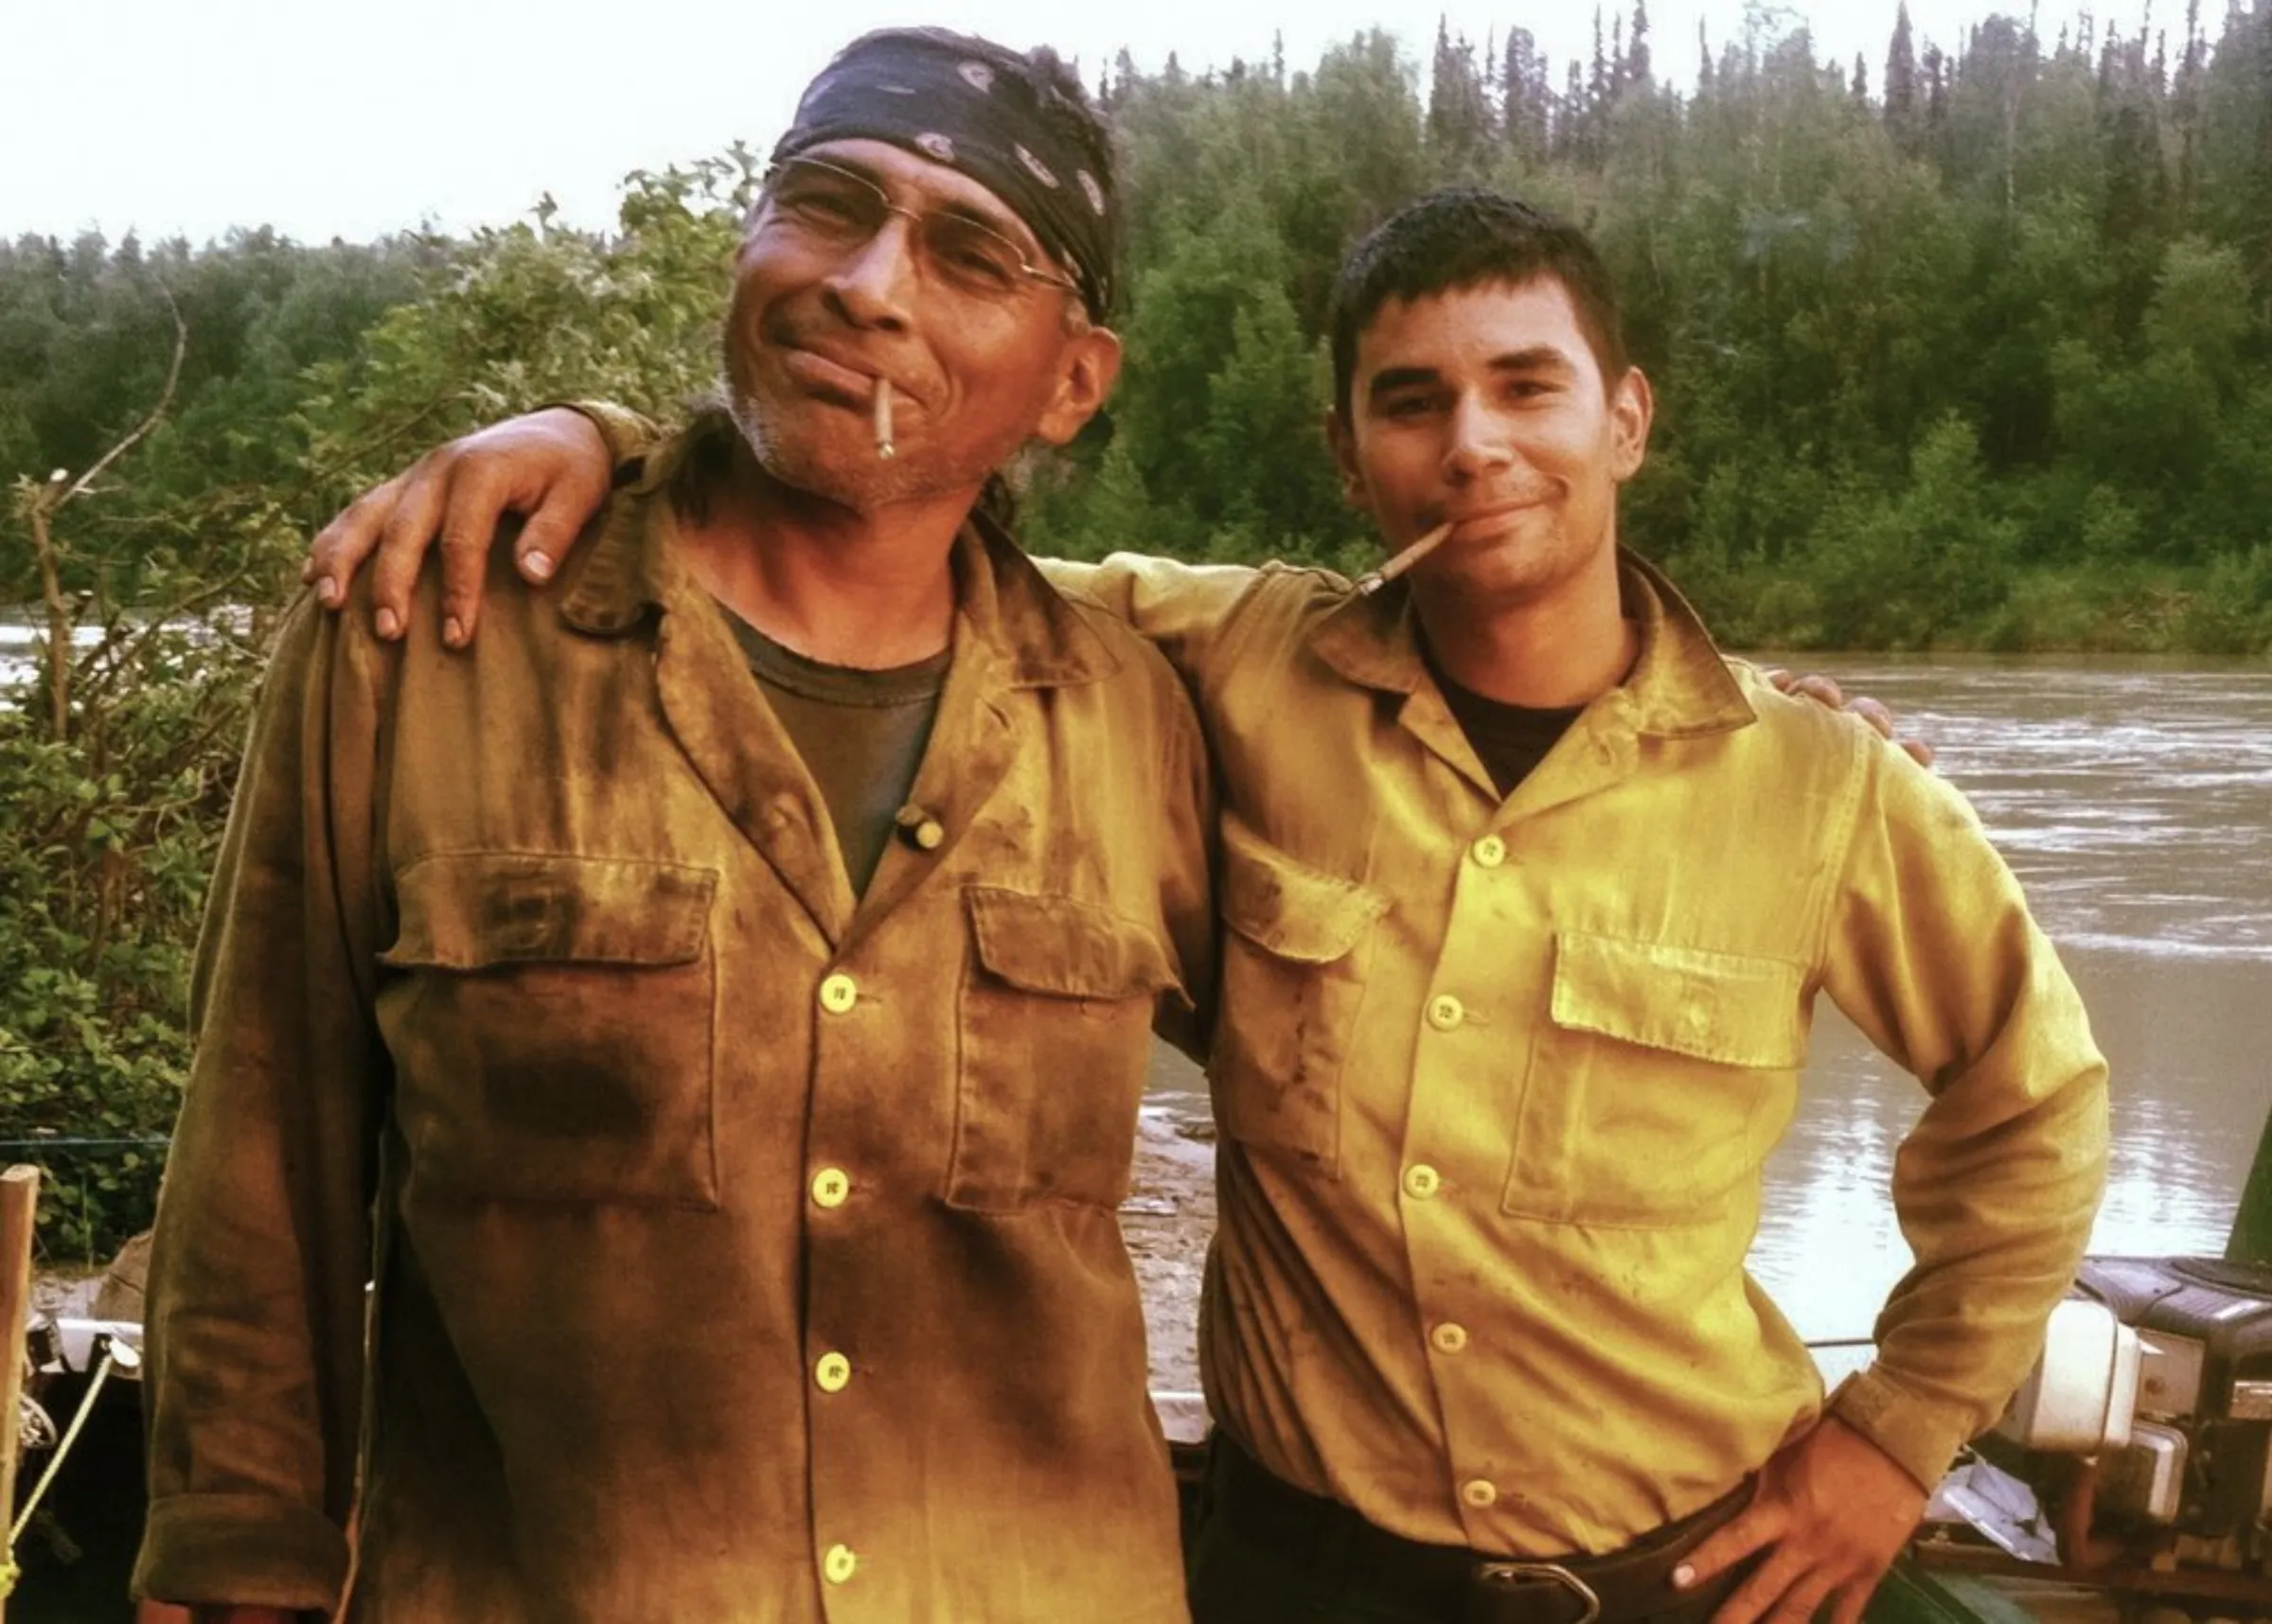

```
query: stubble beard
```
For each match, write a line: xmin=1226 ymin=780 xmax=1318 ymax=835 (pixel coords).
xmin=723 ymin=360 xmax=1038 ymax=517
xmin=727 ymin=385 xmax=923 ymax=511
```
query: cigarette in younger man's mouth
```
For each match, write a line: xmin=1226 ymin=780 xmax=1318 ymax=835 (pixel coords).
xmin=1353 ymin=521 xmax=1455 ymax=596
xmin=873 ymin=379 xmax=896 ymax=460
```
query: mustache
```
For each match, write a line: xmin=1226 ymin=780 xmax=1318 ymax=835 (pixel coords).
xmin=1424 ymin=485 xmax=1560 ymax=527
xmin=767 ymin=324 xmax=928 ymax=412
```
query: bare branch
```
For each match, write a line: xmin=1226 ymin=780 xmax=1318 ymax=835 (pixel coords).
xmin=26 ymin=491 xmax=71 ymax=739
xmin=59 ymin=282 xmax=190 ymax=509
xmin=76 ymin=565 xmax=263 ymax=715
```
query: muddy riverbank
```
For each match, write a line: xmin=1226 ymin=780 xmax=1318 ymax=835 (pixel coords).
xmin=1123 ymin=1105 xmax=1216 ymax=1396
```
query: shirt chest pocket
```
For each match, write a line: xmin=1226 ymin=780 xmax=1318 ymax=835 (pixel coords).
xmin=1211 ymin=817 xmax=1389 ymax=1179
xmin=950 ymin=886 xmax=1178 ymax=1213
xmin=1500 ymin=931 xmax=1807 ymax=1228
xmin=377 ymin=853 xmax=721 ymax=1209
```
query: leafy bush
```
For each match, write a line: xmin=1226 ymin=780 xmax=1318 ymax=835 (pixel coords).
xmin=0 ymin=161 xmax=755 ymax=1261
xmin=0 ymin=567 xmax=281 ymax=1261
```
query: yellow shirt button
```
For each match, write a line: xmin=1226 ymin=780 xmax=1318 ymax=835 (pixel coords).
xmin=1462 ymin=1478 xmax=1499 ymax=1509
xmin=1426 ymin=994 xmax=1465 ymax=1031
xmin=1430 ymin=1322 xmax=1469 ymax=1354
xmin=896 ymin=804 xmax=948 ymax=850
xmin=811 ymin=1168 xmax=851 ymax=1209
xmin=815 ymin=1351 xmax=852 ymax=1393
xmin=818 ymin=973 xmax=859 ymax=1015
xmin=822 ymin=1544 xmax=858 ymax=1584
xmin=1402 ymin=1164 xmax=1442 ymax=1200
xmin=1471 ymin=835 xmax=1507 ymax=868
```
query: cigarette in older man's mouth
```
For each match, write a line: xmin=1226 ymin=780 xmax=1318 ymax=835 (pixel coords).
xmin=1354 ymin=521 xmax=1455 ymax=596
xmin=873 ymin=379 xmax=896 ymax=460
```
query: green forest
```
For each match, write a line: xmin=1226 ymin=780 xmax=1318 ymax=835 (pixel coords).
xmin=5 ymin=3 xmax=2272 ymax=1255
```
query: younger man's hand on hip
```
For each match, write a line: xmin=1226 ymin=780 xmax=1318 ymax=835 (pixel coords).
xmin=1672 ymin=1415 xmax=1927 ymax=1624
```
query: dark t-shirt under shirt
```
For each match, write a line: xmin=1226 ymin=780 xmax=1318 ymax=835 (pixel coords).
xmin=727 ymin=614 xmax=950 ymax=897
xmin=1431 ymin=666 xmax=1587 ymax=799
xmin=726 ymin=604 xmax=1578 ymax=881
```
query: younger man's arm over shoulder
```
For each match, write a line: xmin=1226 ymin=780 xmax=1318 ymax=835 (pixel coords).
xmin=1039 ymin=554 xmax=1272 ymax=695
xmin=1142 ymin=640 xmax=1221 ymax=1065
xmin=1814 ymin=708 xmax=2111 ymax=1488
xmin=134 ymin=594 xmax=394 ymax=1615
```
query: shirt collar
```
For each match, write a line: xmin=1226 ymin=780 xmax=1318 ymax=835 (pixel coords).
xmin=556 ymin=431 xmax=1121 ymax=690
xmin=1306 ymin=547 xmax=1755 ymax=737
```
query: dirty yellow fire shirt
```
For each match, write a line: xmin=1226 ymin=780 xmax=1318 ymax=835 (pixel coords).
xmin=1056 ymin=551 xmax=2109 ymax=1557
xmin=133 ymin=446 xmax=1216 ymax=1620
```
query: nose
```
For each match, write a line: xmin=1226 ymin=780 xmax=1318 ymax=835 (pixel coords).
xmin=821 ymin=212 xmax=919 ymax=331
xmin=1441 ymin=391 xmax=1515 ymax=483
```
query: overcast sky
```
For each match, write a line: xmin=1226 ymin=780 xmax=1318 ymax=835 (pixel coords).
xmin=5 ymin=0 xmax=2141 ymax=247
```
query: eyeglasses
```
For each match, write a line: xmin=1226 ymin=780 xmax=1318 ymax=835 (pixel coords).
xmin=758 ymin=155 xmax=1080 ymax=305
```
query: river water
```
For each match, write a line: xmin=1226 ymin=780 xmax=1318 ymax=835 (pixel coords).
xmin=1145 ymin=656 xmax=2272 ymax=1352
xmin=12 ymin=620 xmax=2269 ymax=1341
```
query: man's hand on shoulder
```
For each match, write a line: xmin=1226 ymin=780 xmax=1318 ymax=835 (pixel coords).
xmin=1674 ymin=1415 xmax=1928 ymax=1624
xmin=1766 ymin=668 xmax=1935 ymax=768
xmin=302 ymin=406 xmax=616 ymax=649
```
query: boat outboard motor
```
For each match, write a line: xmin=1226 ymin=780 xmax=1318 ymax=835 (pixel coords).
xmin=1959 ymin=1106 xmax=2272 ymax=1589
xmin=2010 ymin=1257 xmax=2272 ymax=1571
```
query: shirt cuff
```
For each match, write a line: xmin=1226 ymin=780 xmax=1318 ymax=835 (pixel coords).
xmin=1826 ymin=1367 xmax=1980 ymax=1492
xmin=133 ymin=1492 xmax=349 ymax=1611
xmin=542 ymin=399 xmax=665 ymax=478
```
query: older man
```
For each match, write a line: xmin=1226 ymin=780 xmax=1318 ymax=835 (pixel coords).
xmin=136 ymin=29 xmax=1213 ymax=1623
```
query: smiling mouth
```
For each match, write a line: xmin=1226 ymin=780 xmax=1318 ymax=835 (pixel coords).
xmin=777 ymin=344 xmax=881 ymax=406
xmin=1439 ymin=499 xmax=1548 ymax=534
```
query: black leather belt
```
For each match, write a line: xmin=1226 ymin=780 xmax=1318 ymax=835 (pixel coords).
xmin=1206 ymin=1435 xmax=1757 ymax=1624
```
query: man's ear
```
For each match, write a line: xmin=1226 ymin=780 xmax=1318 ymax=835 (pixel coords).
xmin=1610 ymin=365 xmax=1654 ymax=482
xmin=1325 ymin=408 xmax=1369 ymax=507
xmin=1034 ymin=325 xmax=1124 ymax=447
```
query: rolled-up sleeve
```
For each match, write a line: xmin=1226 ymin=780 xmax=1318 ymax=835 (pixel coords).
xmin=1818 ymin=742 xmax=2111 ymax=1489
xmin=134 ymin=595 xmax=391 ymax=1610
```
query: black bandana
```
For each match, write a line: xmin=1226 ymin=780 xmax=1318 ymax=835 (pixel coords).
xmin=771 ymin=28 xmax=1118 ymax=319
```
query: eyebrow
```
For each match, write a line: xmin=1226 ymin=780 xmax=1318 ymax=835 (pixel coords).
xmin=1365 ymin=346 xmax=1577 ymax=403
xmin=817 ymin=154 xmax=1042 ymax=253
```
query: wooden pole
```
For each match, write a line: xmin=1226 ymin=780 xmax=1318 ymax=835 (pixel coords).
xmin=0 ymin=1164 xmax=41 ymax=1619
xmin=26 ymin=486 xmax=71 ymax=743
xmin=2228 ymin=1105 xmax=2272 ymax=1266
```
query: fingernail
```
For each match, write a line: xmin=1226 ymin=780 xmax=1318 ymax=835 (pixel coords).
xmin=523 ymin=551 xmax=554 ymax=582
xmin=299 ymin=558 xmax=316 ymax=582
xmin=375 ymin=607 xmax=400 ymax=639
xmin=316 ymin=574 xmax=341 ymax=607
xmin=1672 ymin=1565 xmax=1695 ymax=1590
xmin=444 ymin=615 xmax=467 ymax=648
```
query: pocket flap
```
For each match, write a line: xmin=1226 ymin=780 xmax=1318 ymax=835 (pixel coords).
xmin=1219 ymin=815 xmax=1388 ymax=964
xmin=1550 ymin=932 xmax=1805 ymax=1068
xmin=966 ymin=887 xmax=1178 ymax=1000
xmin=382 ymin=854 xmax=718 ymax=970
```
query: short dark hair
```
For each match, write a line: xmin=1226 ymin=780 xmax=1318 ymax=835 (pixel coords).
xmin=1327 ymin=187 xmax=1629 ymax=416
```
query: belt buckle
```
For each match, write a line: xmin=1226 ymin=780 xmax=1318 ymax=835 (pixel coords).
xmin=1474 ymin=1561 xmax=1604 ymax=1624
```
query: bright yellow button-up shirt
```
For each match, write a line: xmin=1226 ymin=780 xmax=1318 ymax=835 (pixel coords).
xmin=1054 ymin=551 xmax=2109 ymax=1558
